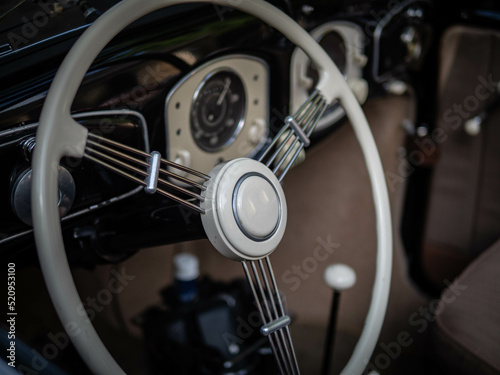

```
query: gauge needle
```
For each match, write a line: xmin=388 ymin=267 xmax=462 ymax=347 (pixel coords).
xmin=216 ymin=77 xmax=231 ymax=106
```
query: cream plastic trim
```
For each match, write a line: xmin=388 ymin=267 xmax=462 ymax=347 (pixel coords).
xmin=338 ymin=87 xmax=392 ymax=375
xmin=290 ymin=21 xmax=368 ymax=132
xmin=165 ymin=55 xmax=269 ymax=179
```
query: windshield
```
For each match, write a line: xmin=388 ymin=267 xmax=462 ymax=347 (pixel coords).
xmin=0 ymin=0 xmax=122 ymax=54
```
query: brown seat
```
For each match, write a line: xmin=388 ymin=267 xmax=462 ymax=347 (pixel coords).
xmin=433 ymin=238 xmax=500 ymax=374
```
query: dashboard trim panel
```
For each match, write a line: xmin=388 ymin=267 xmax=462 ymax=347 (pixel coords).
xmin=0 ymin=109 xmax=150 ymax=245
xmin=165 ymin=54 xmax=270 ymax=181
xmin=372 ymin=0 xmax=429 ymax=83
xmin=190 ymin=67 xmax=247 ymax=152
xmin=290 ymin=21 xmax=367 ymax=133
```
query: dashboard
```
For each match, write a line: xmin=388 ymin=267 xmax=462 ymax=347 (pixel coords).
xmin=165 ymin=55 xmax=269 ymax=176
xmin=0 ymin=0 xmax=432 ymax=263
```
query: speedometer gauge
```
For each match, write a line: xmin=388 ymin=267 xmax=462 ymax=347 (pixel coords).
xmin=190 ymin=70 xmax=246 ymax=152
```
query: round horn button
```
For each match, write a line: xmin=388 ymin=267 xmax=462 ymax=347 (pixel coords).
xmin=234 ymin=175 xmax=280 ymax=240
xmin=201 ymin=158 xmax=287 ymax=261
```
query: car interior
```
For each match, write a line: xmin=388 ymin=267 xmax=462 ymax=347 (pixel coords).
xmin=0 ymin=0 xmax=499 ymax=374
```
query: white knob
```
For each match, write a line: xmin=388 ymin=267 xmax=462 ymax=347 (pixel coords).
xmin=464 ymin=116 xmax=481 ymax=136
xmin=173 ymin=149 xmax=191 ymax=175
xmin=173 ymin=253 xmax=199 ymax=281
xmin=348 ymin=77 xmax=369 ymax=104
xmin=324 ymin=264 xmax=356 ymax=291
xmin=248 ymin=118 xmax=266 ymax=145
xmin=383 ymin=80 xmax=408 ymax=96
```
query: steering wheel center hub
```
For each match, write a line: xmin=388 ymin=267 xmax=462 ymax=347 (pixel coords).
xmin=234 ymin=174 xmax=281 ymax=240
xmin=201 ymin=158 xmax=287 ymax=261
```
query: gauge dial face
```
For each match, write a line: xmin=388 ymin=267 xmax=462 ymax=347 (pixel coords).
xmin=190 ymin=70 xmax=246 ymax=152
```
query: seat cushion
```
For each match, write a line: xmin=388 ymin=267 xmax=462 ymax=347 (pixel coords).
xmin=433 ymin=238 xmax=500 ymax=374
xmin=423 ymin=26 xmax=500 ymax=290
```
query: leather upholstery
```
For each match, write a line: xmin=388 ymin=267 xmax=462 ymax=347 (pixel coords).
xmin=433 ymin=239 xmax=500 ymax=374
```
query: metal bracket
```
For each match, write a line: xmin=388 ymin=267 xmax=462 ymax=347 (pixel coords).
xmin=145 ymin=151 xmax=161 ymax=194
xmin=260 ymin=315 xmax=291 ymax=336
xmin=285 ymin=116 xmax=310 ymax=147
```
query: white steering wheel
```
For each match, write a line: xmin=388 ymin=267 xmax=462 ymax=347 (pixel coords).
xmin=31 ymin=1 xmax=392 ymax=374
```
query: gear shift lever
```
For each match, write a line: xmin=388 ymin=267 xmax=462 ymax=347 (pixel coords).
xmin=321 ymin=264 xmax=357 ymax=375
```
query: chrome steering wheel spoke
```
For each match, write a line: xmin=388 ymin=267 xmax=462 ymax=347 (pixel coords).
xmin=242 ymin=257 xmax=300 ymax=375
xmin=83 ymin=132 xmax=209 ymax=214
xmin=80 ymin=91 xmax=328 ymax=372
xmin=260 ymin=90 xmax=328 ymax=181
xmin=80 ymin=90 xmax=328 ymax=215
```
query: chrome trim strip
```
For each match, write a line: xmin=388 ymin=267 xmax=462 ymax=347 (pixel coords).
xmin=0 ymin=229 xmax=34 ymax=246
xmin=0 ymin=123 xmax=38 ymax=140
xmin=74 ymin=109 xmax=150 ymax=153
xmin=1 ymin=25 xmax=89 ymax=58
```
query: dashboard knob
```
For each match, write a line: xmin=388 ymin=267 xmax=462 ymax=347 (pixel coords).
xmin=347 ymin=77 xmax=369 ymax=104
xmin=11 ymin=166 xmax=75 ymax=226
xmin=248 ymin=118 xmax=266 ymax=145
xmin=324 ymin=264 xmax=357 ymax=291
xmin=172 ymin=149 xmax=191 ymax=178
xmin=464 ymin=116 xmax=482 ymax=136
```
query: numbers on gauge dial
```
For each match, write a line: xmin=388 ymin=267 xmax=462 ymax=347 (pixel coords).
xmin=190 ymin=70 xmax=246 ymax=152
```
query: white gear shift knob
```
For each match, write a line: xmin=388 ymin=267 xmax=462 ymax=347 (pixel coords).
xmin=324 ymin=264 xmax=356 ymax=291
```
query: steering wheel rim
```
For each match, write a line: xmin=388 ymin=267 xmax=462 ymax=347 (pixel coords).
xmin=32 ymin=1 xmax=392 ymax=374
